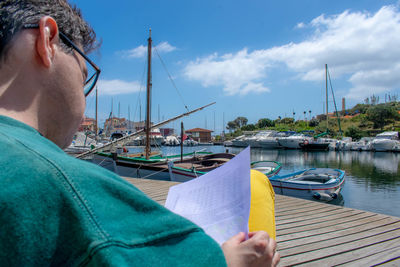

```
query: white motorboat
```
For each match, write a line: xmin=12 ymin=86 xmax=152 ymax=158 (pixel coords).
xmin=278 ymin=133 xmax=313 ymax=149
xmin=165 ymin=135 xmax=180 ymax=146
xmin=371 ymin=131 xmax=400 ymax=152
xmin=247 ymin=131 xmax=278 ymax=148
xmin=231 ymin=135 xmax=249 ymax=147
xmin=336 ymin=137 xmax=352 ymax=151
xmin=183 ymin=138 xmax=199 ymax=146
xmin=257 ymin=131 xmax=281 ymax=149
xmin=350 ymin=137 xmax=373 ymax=151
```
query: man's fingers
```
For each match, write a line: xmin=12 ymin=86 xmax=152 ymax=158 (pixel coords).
xmin=223 ymin=232 xmax=246 ymax=246
xmin=272 ymin=251 xmax=281 ymax=266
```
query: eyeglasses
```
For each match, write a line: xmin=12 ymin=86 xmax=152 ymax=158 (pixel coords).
xmin=22 ymin=24 xmax=101 ymax=97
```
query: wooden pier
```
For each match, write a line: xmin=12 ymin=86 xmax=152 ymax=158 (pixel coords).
xmin=125 ymin=178 xmax=400 ymax=266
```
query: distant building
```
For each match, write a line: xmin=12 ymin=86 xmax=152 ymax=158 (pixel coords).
xmin=104 ymin=117 xmax=127 ymax=134
xmin=131 ymin=121 xmax=146 ymax=132
xmin=79 ymin=117 xmax=96 ymax=132
xmin=160 ymin=128 xmax=174 ymax=137
xmin=185 ymin=128 xmax=213 ymax=143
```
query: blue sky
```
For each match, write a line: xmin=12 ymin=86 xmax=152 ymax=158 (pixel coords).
xmin=71 ymin=0 xmax=400 ymax=134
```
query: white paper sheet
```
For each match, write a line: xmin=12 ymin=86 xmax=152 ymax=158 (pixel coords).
xmin=165 ymin=147 xmax=251 ymax=245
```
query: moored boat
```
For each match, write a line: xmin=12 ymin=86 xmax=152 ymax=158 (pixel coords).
xmin=269 ymin=168 xmax=345 ymax=201
xmin=350 ymin=137 xmax=373 ymax=151
xmin=168 ymin=153 xmax=236 ymax=182
xmin=250 ymin=161 xmax=282 ymax=177
xmin=278 ymin=133 xmax=313 ymax=149
xmin=299 ymin=140 xmax=330 ymax=151
xmin=371 ymin=131 xmax=400 ymax=152
xmin=93 ymin=151 xmax=214 ymax=180
xmin=169 ymin=156 xmax=282 ymax=182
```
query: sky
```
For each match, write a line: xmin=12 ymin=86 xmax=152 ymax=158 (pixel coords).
xmin=70 ymin=0 xmax=400 ymax=134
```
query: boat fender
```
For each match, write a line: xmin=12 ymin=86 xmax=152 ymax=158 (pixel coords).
xmin=304 ymin=140 xmax=309 ymax=145
xmin=316 ymin=192 xmax=333 ymax=201
xmin=330 ymin=187 xmax=341 ymax=199
xmin=312 ymin=192 xmax=321 ymax=200
xmin=123 ymin=147 xmax=128 ymax=153
xmin=330 ymin=192 xmax=338 ymax=199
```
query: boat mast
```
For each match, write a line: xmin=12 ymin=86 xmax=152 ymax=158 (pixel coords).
xmin=145 ymin=29 xmax=152 ymax=160
xmin=95 ymin=86 xmax=98 ymax=138
xmin=325 ymin=64 xmax=328 ymax=132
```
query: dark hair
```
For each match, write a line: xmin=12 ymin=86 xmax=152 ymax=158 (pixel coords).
xmin=0 ymin=0 xmax=98 ymax=62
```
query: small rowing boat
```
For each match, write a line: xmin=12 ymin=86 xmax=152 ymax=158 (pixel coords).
xmin=269 ymin=168 xmax=345 ymax=201
xmin=250 ymin=161 xmax=282 ymax=178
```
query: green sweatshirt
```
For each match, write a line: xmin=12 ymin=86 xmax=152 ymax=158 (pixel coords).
xmin=0 ymin=115 xmax=226 ymax=266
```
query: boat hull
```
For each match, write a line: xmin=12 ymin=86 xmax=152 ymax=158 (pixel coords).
xmin=270 ymin=168 xmax=345 ymax=201
xmin=92 ymin=151 xmax=213 ymax=180
xmin=259 ymin=139 xmax=280 ymax=149
xmin=372 ymin=140 xmax=397 ymax=152
xmin=92 ymin=154 xmax=170 ymax=180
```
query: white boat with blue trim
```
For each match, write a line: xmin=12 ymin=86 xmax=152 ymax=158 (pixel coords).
xmin=269 ymin=168 xmax=345 ymax=201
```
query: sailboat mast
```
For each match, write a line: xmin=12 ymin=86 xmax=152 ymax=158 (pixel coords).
xmin=145 ymin=29 xmax=152 ymax=160
xmin=325 ymin=64 xmax=328 ymax=131
xmin=95 ymin=86 xmax=98 ymax=138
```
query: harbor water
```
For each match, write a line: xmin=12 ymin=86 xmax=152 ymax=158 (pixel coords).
xmin=130 ymin=145 xmax=400 ymax=218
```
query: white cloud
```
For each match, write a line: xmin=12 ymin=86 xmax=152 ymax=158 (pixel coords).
xmin=184 ymin=49 xmax=270 ymax=95
xmin=155 ymin=42 xmax=176 ymax=54
xmin=97 ymin=79 xmax=142 ymax=95
xmin=124 ymin=45 xmax=147 ymax=58
xmin=296 ymin=22 xmax=306 ymax=29
xmin=121 ymin=42 xmax=177 ymax=59
xmin=184 ymin=5 xmax=400 ymax=99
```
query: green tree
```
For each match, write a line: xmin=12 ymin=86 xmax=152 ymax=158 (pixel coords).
xmin=257 ymin=118 xmax=275 ymax=128
xmin=226 ymin=121 xmax=238 ymax=133
xmin=241 ymin=124 xmax=256 ymax=131
xmin=280 ymin=117 xmax=294 ymax=124
xmin=308 ymin=118 xmax=319 ymax=127
xmin=234 ymin=117 xmax=248 ymax=128
xmin=366 ymin=104 xmax=400 ymax=130
xmin=344 ymin=125 xmax=363 ymax=140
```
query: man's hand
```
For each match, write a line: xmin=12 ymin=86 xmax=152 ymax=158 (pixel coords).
xmin=221 ymin=231 xmax=280 ymax=267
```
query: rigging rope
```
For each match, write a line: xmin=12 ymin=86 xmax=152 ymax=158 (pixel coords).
xmin=153 ymin=46 xmax=190 ymax=112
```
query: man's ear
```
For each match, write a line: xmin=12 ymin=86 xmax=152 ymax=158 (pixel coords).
xmin=36 ymin=16 xmax=59 ymax=68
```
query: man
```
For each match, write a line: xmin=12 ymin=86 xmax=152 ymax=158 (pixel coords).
xmin=0 ymin=1 xmax=279 ymax=266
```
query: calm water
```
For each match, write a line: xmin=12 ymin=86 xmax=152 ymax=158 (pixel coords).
xmin=143 ymin=145 xmax=400 ymax=218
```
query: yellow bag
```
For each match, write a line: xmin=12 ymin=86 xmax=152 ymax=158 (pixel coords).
xmin=248 ymin=169 xmax=276 ymax=240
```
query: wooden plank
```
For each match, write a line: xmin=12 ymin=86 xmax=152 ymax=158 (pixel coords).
xmin=278 ymin=220 xmax=400 ymax=250
xmin=276 ymin=206 xmax=344 ymax=221
xmin=277 ymin=211 xmax=376 ymax=232
xmin=280 ymin=230 xmax=400 ymax=266
xmin=277 ymin=209 xmax=365 ymax=228
xmin=338 ymin=244 xmax=400 ymax=266
xmin=276 ymin=209 xmax=365 ymax=227
xmin=296 ymin=237 xmax=400 ymax=266
xmin=279 ymin=222 xmax=400 ymax=257
xmin=276 ymin=203 xmax=343 ymax=217
xmin=375 ymin=257 xmax=400 ymax=266
xmin=277 ymin=213 xmax=383 ymax=236
xmin=275 ymin=199 xmax=321 ymax=210
xmin=277 ymin=215 xmax=392 ymax=242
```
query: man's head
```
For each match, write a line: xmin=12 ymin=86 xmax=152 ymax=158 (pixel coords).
xmin=0 ymin=0 xmax=97 ymax=63
xmin=0 ymin=0 xmax=100 ymax=148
